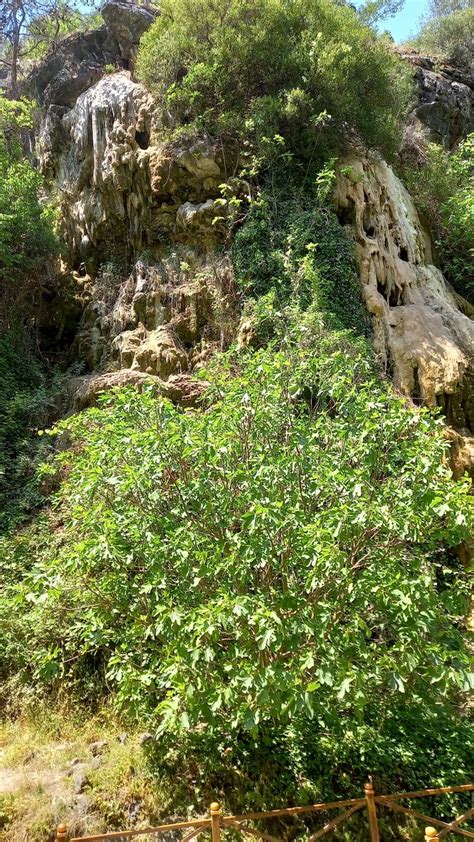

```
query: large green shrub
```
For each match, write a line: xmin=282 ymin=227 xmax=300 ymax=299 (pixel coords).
xmin=137 ymin=0 xmax=411 ymax=164
xmin=404 ymin=133 xmax=474 ymax=302
xmin=410 ymin=6 xmax=473 ymax=65
xmin=1 ymin=318 xmax=471 ymax=749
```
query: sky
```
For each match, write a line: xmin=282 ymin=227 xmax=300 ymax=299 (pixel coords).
xmin=379 ymin=0 xmax=431 ymax=42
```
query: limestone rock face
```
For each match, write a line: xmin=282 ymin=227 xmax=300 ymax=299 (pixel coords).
xmin=39 ymin=73 xmax=227 ymax=266
xmin=334 ymin=155 xmax=474 ymax=469
xmin=101 ymin=0 xmax=158 ymax=63
xmin=40 ymin=73 xmax=153 ymax=265
xmin=401 ymin=52 xmax=473 ymax=149
xmin=75 ymin=251 xmax=237 ymax=378
xmin=36 ymin=68 xmax=237 ymax=382
xmin=27 ymin=27 xmax=121 ymax=108
xmin=112 ymin=324 xmax=188 ymax=376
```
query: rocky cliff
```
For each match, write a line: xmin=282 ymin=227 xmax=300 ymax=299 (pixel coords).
xmin=28 ymin=5 xmax=474 ymax=472
xmin=334 ymin=156 xmax=473 ymax=477
xmin=401 ymin=51 xmax=473 ymax=150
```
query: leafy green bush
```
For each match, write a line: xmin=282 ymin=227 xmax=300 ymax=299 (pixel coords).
xmin=1 ymin=317 xmax=471 ymax=754
xmin=403 ymin=133 xmax=474 ymax=302
xmin=232 ymin=184 xmax=369 ymax=333
xmin=0 ymin=96 xmax=57 ymax=299
xmin=137 ymin=0 xmax=411 ymax=164
xmin=410 ymin=7 xmax=473 ymax=65
xmin=0 ymin=157 xmax=57 ymax=280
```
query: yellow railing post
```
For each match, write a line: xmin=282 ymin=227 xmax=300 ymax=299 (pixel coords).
xmin=364 ymin=780 xmax=380 ymax=842
xmin=56 ymin=824 xmax=68 ymax=842
xmin=210 ymin=802 xmax=221 ymax=842
xmin=425 ymin=828 xmax=439 ymax=841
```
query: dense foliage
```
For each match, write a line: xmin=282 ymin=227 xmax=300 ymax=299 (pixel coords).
xmin=0 ymin=99 xmax=60 ymax=531
xmin=0 ymin=330 xmax=64 ymax=533
xmin=1 ymin=0 xmax=473 ymax=824
xmin=1 ymin=314 xmax=472 ymax=781
xmin=137 ymin=0 xmax=411 ymax=164
xmin=410 ymin=0 xmax=473 ymax=65
xmin=404 ymin=133 xmax=474 ymax=302
xmin=0 ymin=96 xmax=57 ymax=310
xmin=232 ymin=181 xmax=369 ymax=334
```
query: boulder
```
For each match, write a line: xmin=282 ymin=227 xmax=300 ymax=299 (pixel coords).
xmin=68 ymin=369 xmax=162 ymax=411
xmin=89 ymin=740 xmax=109 ymax=757
xmin=68 ymin=369 xmax=208 ymax=411
xmin=101 ymin=0 xmax=158 ymax=63
xmin=400 ymin=51 xmax=474 ymax=148
xmin=72 ymin=768 xmax=91 ymax=795
xmin=128 ymin=326 xmax=189 ymax=377
xmin=73 ymin=794 xmax=94 ymax=820
xmin=161 ymin=374 xmax=209 ymax=407
xmin=27 ymin=27 xmax=121 ymax=108
xmin=415 ymin=66 xmax=473 ymax=148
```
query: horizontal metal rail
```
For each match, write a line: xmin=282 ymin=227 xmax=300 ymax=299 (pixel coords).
xmin=58 ymin=781 xmax=474 ymax=842
xmin=377 ymin=785 xmax=474 ymax=802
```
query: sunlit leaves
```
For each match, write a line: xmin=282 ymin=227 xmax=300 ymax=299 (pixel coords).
xmin=4 ymin=323 xmax=472 ymax=739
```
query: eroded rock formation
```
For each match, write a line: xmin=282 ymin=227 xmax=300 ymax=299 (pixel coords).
xmin=101 ymin=0 xmax=158 ymax=64
xmin=401 ymin=51 xmax=473 ymax=150
xmin=72 ymin=243 xmax=237 ymax=377
xmin=36 ymin=56 xmax=239 ymax=389
xmin=39 ymin=72 xmax=231 ymax=267
xmin=27 ymin=26 xmax=120 ymax=109
xmin=334 ymin=155 xmax=474 ymax=471
xmin=27 ymin=16 xmax=474 ymax=472
xmin=40 ymin=73 xmax=154 ymax=265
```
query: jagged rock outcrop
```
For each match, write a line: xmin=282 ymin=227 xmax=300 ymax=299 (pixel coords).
xmin=74 ymin=249 xmax=237 ymax=379
xmin=401 ymin=51 xmax=473 ymax=149
xmin=334 ymin=154 xmax=474 ymax=471
xmin=68 ymin=369 xmax=209 ymax=411
xmin=35 ymin=66 xmax=238 ymax=380
xmin=101 ymin=0 xmax=158 ymax=64
xmin=26 ymin=0 xmax=157 ymax=108
xmin=27 ymin=27 xmax=121 ymax=108
xmin=39 ymin=72 xmax=229 ymax=267
xmin=40 ymin=73 xmax=154 ymax=264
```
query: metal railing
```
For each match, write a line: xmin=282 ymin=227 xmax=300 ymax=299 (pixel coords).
xmin=55 ymin=781 xmax=474 ymax=842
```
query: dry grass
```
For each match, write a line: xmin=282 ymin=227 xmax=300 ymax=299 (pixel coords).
xmin=0 ymin=711 xmax=168 ymax=842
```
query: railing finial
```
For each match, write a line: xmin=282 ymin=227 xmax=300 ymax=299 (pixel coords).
xmin=57 ymin=824 xmax=68 ymax=842
xmin=425 ymin=829 xmax=439 ymax=841
xmin=210 ymin=802 xmax=221 ymax=842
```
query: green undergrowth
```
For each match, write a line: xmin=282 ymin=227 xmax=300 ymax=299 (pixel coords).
xmin=0 ymin=328 xmax=67 ymax=534
xmin=1 ymin=307 xmax=472 ymax=826
xmin=232 ymin=182 xmax=369 ymax=336
xmin=403 ymin=133 xmax=474 ymax=303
